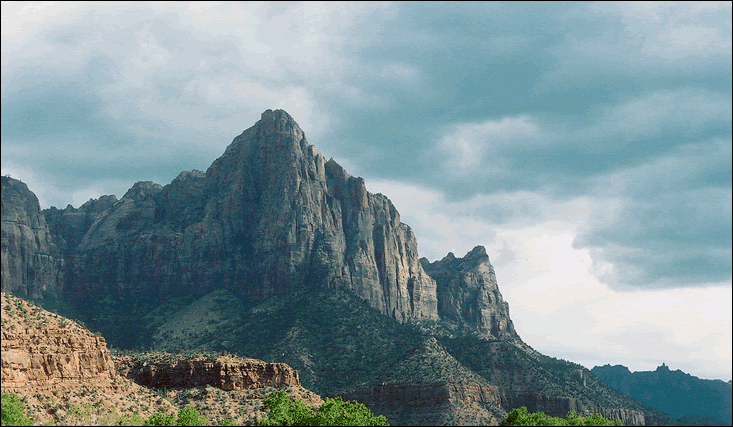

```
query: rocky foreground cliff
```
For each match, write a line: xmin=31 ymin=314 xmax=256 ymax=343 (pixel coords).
xmin=1 ymin=291 xmax=322 ymax=425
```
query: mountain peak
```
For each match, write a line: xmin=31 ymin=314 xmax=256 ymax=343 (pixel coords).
xmin=260 ymin=108 xmax=294 ymax=122
xmin=255 ymin=109 xmax=304 ymax=141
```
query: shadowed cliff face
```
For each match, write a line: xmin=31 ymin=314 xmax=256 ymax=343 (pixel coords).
xmin=1 ymin=176 xmax=64 ymax=299
xmin=36 ymin=109 xmax=439 ymax=324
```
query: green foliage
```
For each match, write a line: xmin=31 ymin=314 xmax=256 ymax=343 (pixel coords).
xmin=109 ymin=413 xmax=146 ymax=426
xmin=500 ymin=407 xmax=623 ymax=426
xmin=255 ymin=390 xmax=389 ymax=426
xmin=314 ymin=396 xmax=389 ymax=426
xmin=143 ymin=412 xmax=177 ymax=426
xmin=1 ymin=393 xmax=34 ymax=426
xmin=176 ymin=406 xmax=209 ymax=426
xmin=256 ymin=391 xmax=315 ymax=426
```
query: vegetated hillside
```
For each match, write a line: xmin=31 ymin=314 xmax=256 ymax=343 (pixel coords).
xmin=592 ymin=364 xmax=732 ymax=426
xmin=64 ymin=285 xmax=679 ymax=426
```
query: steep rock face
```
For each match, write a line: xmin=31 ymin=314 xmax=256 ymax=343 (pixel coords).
xmin=0 ymin=292 xmax=116 ymax=390
xmin=420 ymin=246 xmax=516 ymax=339
xmin=43 ymin=194 xmax=118 ymax=253
xmin=1 ymin=176 xmax=64 ymax=298
xmin=57 ymin=109 xmax=438 ymax=323
xmin=114 ymin=353 xmax=300 ymax=391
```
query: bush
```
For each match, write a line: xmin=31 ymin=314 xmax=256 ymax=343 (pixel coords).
xmin=255 ymin=390 xmax=388 ymax=426
xmin=144 ymin=412 xmax=177 ymax=426
xmin=256 ymin=391 xmax=315 ymax=426
xmin=176 ymin=406 xmax=209 ymax=426
xmin=500 ymin=407 xmax=623 ymax=426
xmin=1 ymin=393 xmax=34 ymax=426
xmin=315 ymin=396 xmax=389 ymax=426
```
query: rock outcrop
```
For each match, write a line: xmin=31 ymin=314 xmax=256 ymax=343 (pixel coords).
xmin=1 ymin=176 xmax=64 ymax=299
xmin=421 ymin=246 xmax=516 ymax=339
xmin=114 ymin=353 xmax=301 ymax=391
xmin=43 ymin=194 xmax=118 ymax=253
xmin=44 ymin=109 xmax=439 ymax=324
xmin=1 ymin=292 xmax=116 ymax=390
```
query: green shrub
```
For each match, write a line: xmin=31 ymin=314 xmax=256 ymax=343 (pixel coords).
xmin=1 ymin=393 xmax=34 ymax=426
xmin=143 ymin=412 xmax=177 ymax=426
xmin=176 ymin=406 xmax=209 ymax=426
xmin=315 ymin=396 xmax=388 ymax=426
xmin=255 ymin=390 xmax=388 ymax=426
xmin=500 ymin=407 xmax=623 ymax=426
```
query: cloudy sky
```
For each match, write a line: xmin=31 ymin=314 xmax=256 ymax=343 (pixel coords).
xmin=2 ymin=2 xmax=731 ymax=381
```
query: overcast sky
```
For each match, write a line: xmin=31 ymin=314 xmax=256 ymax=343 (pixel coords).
xmin=2 ymin=2 xmax=731 ymax=382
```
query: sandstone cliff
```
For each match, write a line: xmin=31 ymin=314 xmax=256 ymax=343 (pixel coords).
xmin=1 ymin=176 xmax=64 ymax=299
xmin=421 ymin=246 xmax=516 ymax=339
xmin=1 ymin=291 xmax=115 ymax=389
xmin=114 ymin=353 xmax=301 ymax=391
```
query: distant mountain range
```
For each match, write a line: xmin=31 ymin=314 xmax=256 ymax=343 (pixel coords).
xmin=592 ymin=364 xmax=732 ymax=426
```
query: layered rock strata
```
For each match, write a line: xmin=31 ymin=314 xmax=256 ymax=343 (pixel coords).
xmin=0 ymin=292 xmax=116 ymax=390
xmin=345 ymin=337 xmax=507 ymax=425
xmin=114 ymin=353 xmax=301 ymax=390
xmin=1 ymin=176 xmax=65 ymax=299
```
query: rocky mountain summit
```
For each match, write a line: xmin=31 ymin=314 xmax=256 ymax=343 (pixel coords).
xmin=2 ymin=110 xmax=678 ymax=425
xmin=421 ymin=246 xmax=516 ymax=339
xmin=4 ymin=109 xmax=510 ymax=338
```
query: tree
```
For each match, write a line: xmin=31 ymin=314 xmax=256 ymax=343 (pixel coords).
xmin=500 ymin=406 xmax=623 ymax=426
xmin=314 ymin=396 xmax=388 ymax=426
xmin=176 ymin=406 xmax=210 ymax=426
xmin=256 ymin=390 xmax=389 ymax=426
xmin=144 ymin=412 xmax=177 ymax=426
xmin=1 ymin=393 xmax=34 ymax=426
